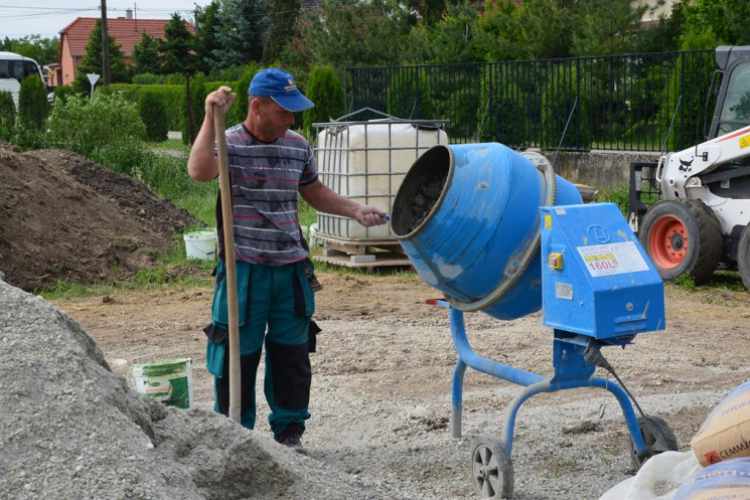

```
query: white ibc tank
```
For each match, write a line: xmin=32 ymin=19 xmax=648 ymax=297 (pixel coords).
xmin=316 ymin=121 xmax=448 ymax=241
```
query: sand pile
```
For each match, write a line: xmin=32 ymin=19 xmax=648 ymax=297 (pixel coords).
xmin=0 ymin=277 xmax=388 ymax=499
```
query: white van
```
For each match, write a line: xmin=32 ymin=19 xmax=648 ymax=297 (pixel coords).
xmin=0 ymin=51 xmax=45 ymax=109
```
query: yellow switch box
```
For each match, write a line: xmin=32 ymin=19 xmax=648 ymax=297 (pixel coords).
xmin=548 ymin=252 xmax=564 ymax=270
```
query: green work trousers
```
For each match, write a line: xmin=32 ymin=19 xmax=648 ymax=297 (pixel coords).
xmin=206 ymin=259 xmax=314 ymax=437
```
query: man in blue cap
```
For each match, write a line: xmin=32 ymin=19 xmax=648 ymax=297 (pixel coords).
xmin=188 ymin=68 xmax=387 ymax=452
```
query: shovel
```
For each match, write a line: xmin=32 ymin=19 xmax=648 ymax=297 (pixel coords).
xmin=213 ymin=96 xmax=242 ymax=423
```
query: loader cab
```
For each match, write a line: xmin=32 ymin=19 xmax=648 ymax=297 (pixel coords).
xmin=700 ymin=46 xmax=750 ymax=201
xmin=708 ymin=46 xmax=750 ymax=139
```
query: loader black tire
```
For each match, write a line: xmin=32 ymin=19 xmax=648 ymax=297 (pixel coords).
xmin=639 ymin=199 xmax=722 ymax=284
xmin=736 ymin=225 xmax=750 ymax=291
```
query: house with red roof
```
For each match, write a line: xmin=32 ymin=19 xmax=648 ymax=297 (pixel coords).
xmin=55 ymin=10 xmax=195 ymax=86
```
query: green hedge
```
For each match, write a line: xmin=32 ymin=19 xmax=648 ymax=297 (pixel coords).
xmin=101 ymin=84 xmax=183 ymax=131
xmin=19 ymin=76 xmax=48 ymax=131
xmin=48 ymin=93 xmax=145 ymax=159
xmin=181 ymin=74 xmax=207 ymax=145
xmin=205 ymin=81 xmax=236 ymax=94
xmin=53 ymin=85 xmax=78 ymax=106
xmin=96 ymin=66 xmax=260 ymax=140
xmin=0 ymin=91 xmax=14 ymax=140
xmin=303 ymin=66 xmax=345 ymax=133
xmin=229 ymin=64 xmax=260 ymax=126
xmin=131 ymin=73 xmax=185 ymax=85
xmin=139 ymin=91 xmax=168 ymax=142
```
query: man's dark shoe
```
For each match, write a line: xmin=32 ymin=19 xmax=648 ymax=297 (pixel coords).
xmin=274 ymin=423 xmax=308 ymax=455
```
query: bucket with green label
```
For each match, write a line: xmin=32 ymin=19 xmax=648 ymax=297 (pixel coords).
xmin=132 ymin=358 xmax=193 ymax=410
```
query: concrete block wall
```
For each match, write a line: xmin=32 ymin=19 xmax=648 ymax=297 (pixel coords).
xmin=535 ymin=150 xmax=661 ymax=190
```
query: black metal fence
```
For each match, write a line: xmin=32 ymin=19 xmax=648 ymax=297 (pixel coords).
xmin=345 ymin=50 xmax=717 ymax=151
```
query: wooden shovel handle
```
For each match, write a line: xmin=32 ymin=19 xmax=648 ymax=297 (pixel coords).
xmin=213 ymin=101 xmax=242 ymax=423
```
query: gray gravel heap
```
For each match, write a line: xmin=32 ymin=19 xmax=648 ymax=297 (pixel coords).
xmin=0 ymin=277 xmax=399 ymax=499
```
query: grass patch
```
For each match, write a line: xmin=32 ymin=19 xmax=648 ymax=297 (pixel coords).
xmin=149 ymin=137 xmax=190 ymax=153
xmin=594 ymin=186 xmax=629 ymax=215
xmin=298 ymin=195 xmax=317 ymax=228
xmin=173 ymin=190 xmax=218 ymax=227
xmin=702 ymin=270 xmax=746 ymax=292
xmin=671 ymin=273 xmax=696 ymax=292
xmin=38 ymin=239 xmax=217 ymax=300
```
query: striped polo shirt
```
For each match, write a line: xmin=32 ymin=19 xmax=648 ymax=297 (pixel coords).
xmin=216 ymin=123 xmax=317 ymax=265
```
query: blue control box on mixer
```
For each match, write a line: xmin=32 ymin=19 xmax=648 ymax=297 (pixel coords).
xmin=541 ymin=203 xmax=665 ymax=343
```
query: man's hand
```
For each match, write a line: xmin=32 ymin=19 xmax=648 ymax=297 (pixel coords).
xmin=354 ymin=206 xmax=388 ymax=227
xmin=205 ymin=86 xmax=236 ymax=119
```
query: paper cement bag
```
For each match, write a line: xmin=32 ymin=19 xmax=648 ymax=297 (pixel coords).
xmin=673 ymin=458 xmax=750 ymax=499
xmin=692 ymin=380 xmax=750 ymax=467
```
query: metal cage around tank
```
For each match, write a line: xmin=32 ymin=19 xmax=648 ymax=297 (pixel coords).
xmin=313 ymin=108 xmax=449 ymax=243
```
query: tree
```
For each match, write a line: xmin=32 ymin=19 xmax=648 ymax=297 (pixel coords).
xmin=264 ymin=0 xmax=302 ymax=64
xmin=419 ymin=2 xmax=483 ymax=64
xmin=75 ymin=19 xmax=128 ymax=91
xmin=516 ymin=0 xmax=576 ymax=59
xmin=195 ymin=0 xmax=222 ymax=72
xmin=132 ymin=32 xmax=162 ymax=75
xmin=569 ymin=0 xmax=650 ymax=56
xmin=635 ymin=1 xmax=686 ymax=53
xmin=215 ymin=0 xmax=269 ymax=67
xmin=161 ymin=13 xmax=200 ymax=144
xmin=404 ymin=0 xmax=451 ymax=27
xmin=3 ymin=35 xmax=60 ymax=65
xmin=681 ymin=0 xmax=750 ymax=47
xmin=473 ymin=0 xmax=522 ymax=63
xmin=300 ymin=0 xmax=412 ymax=71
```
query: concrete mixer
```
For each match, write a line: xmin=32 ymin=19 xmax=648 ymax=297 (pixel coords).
xmin=391 ymin=143 xmax=677 ymax=499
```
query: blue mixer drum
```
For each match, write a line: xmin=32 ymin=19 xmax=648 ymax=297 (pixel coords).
xmin=391 ymin=143 xmax=582 ymax=320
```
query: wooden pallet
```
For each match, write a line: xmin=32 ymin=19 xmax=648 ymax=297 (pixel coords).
xmin=313 ymin=235 xmax=411 ymax=272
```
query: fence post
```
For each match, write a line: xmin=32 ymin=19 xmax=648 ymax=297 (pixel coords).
xmin=344 ymin=68 xmax=349 ymax=114
xmin=680 ymin=52 xmax=686 ymax=150
xmin=576 ymin=57 xmax=581 ymax=150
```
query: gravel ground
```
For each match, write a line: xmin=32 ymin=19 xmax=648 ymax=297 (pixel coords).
xmin=9 ymin=271 xmax=750 ymax=499
xmin=0 ymin=277 xmax=401 ymax=500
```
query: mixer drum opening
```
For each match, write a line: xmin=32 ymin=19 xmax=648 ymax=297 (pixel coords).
xmin=391 ymin=145 xmax=451 ymax=238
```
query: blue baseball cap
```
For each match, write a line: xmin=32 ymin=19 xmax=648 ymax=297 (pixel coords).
xmin=248 ymin=68 xmax=314 ymax=112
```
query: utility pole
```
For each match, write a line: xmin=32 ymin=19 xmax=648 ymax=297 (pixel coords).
xmin=101 ymin=0 xmax=111 ymax=85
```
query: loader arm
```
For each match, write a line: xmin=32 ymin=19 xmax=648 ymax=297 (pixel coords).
xmin=660 ymin=123 xmax=750 ymax=200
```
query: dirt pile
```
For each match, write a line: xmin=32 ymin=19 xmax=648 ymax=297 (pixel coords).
xmin=0 ymin=277 xmax=391 ymax=499
xmin=28 ymin=150 xmax=197 ymax=236
xmin=0 ymin=146 xmax=198 ymax=292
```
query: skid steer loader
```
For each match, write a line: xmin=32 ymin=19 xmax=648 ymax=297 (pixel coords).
xmin=629 ymin=46 xmax=750 ymax=290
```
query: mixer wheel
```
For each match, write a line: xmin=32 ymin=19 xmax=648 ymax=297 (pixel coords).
xmin=471 ymin=437 xmax=514 ymax=499
xmin=629 ymin=415 xmax=678 ymax=470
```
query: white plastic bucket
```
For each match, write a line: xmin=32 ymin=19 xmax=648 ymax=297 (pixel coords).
xmin=132 ymin=358 xmax=194 ymax=410
xmin=184 ymin=230 xmax=217 ymax=261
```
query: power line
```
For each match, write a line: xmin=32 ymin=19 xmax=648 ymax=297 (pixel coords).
xmin=0 ymin=5 xmax=97 ymax=9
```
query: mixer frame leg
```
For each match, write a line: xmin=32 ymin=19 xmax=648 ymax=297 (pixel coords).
xmin=451 ymin=360 xmax=467 ymax=438
xmin=448 ymin=307 xmax=648 ymax=458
